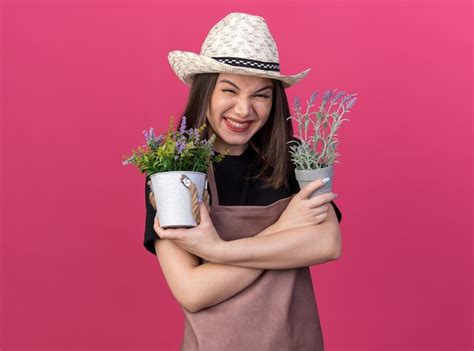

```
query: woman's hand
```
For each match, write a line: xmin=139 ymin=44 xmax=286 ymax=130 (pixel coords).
xmin=153 ymin=203 xmax=224 ymax=262
xmin=274 ymin=178 xmax=337 ymax=232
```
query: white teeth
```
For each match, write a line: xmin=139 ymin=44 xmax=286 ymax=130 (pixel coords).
xmin=226 ymin=118 xmax=250 ymax=128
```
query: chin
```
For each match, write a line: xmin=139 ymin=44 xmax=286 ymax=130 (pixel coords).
xmin=221 ymin=132 xmax=252 ymax=144
xmin=216 ymin=137 xmax=251 ymax=152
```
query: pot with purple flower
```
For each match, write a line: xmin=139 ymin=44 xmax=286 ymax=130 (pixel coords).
xmin=122 ymin=116 xmax=225 ymax=228
xmin=287 ymin=89 xmax=357 ymax=198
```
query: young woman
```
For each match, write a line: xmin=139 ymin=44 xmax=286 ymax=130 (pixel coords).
xmin=143 ymin=12 xmax=342 ymax=351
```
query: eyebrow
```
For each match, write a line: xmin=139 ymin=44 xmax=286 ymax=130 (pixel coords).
xmin=218 ymin=79 xmax=273 ymax=94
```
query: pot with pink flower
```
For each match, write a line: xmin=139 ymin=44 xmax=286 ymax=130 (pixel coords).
xmin=122 ymin=116 xmax=225 ymax=228
xmin=287 ymin=89 xmax=357 ymax=198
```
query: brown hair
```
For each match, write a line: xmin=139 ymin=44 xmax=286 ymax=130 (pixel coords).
xmin=178 ymin=73 xmax=294 ymax=191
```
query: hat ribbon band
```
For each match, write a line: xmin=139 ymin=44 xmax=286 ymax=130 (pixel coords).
xmin=211 ymin=56 xmax=280 ymax=72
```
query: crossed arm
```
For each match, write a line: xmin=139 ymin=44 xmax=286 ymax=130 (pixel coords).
xmin=154 ymin=204 xmax=341 ymax=313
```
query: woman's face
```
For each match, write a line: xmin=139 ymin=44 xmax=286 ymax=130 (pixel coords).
xmin=206 ymin=73 xmax=274 ymax=155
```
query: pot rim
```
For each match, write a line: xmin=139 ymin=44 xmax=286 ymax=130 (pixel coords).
xmin=294 ymin=165 xmax=333 ymax=172
xmin=149 ymin=170 xmax=208 ymax=177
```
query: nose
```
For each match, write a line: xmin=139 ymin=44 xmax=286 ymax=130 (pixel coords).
xmin=234 ymin=96 xmax=252 ymax=118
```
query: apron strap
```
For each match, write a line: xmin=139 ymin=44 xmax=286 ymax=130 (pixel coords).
xmin=207 ymin=163 xmax=220 ymax=207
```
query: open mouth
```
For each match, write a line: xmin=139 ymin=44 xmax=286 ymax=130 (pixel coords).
xmin=223 ymin=117 xmax=253 ymax=132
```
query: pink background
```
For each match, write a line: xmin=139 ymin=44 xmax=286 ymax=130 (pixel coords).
xmin=1 ymin=1 xmax=472 ymax=350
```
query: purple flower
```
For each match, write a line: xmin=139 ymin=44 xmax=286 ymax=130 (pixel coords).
xmin=155 ymin=135 xmax=164 ymax=144
xmin=143 ymin=127 xmax=164 ymax=149
xmin=294 ymin=96 xmax=301 ymax=110
xmin=322 ymin=89 xmax=334 ymax=104
xmin=175 ymin=137 xmax=186 ymax=154
xmin=346 ymin=96 xmax=357 ymax=109
xmin=332 ymin=90 xmax=346 ymax=104
xmin=309 ymin=91 xmax=318 ymax=105
xmin=340 ymin=94 xmax=353 ymax=105
xmin=179 ymin=116 xmax=187 ymax=133
xmin=143 ymin=128 xmax=150 ymax=142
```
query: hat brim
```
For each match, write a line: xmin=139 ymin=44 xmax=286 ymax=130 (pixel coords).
xmin=168 ymin=50 xmax=311 ymax=89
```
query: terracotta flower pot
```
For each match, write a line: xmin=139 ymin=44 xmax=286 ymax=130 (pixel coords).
xmin=149 ymin=171 xmax=207 ymax=228
xmin=294 ymin=165 xmax=334 ymax=199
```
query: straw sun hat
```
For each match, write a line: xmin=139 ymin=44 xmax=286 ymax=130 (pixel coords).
xmin=167 ymin=12 xmax=311 ymax=89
